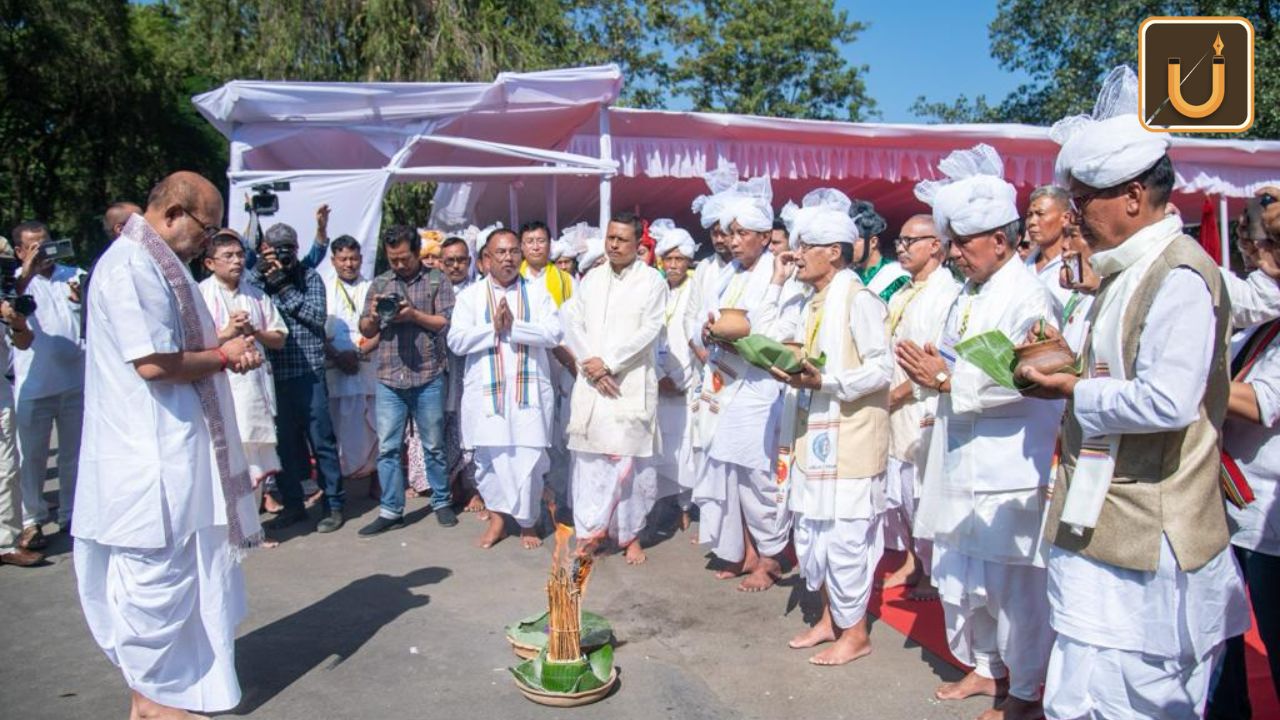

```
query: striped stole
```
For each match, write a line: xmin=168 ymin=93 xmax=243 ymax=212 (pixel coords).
xmin=483 ymin=278 xmax=533 ymax=415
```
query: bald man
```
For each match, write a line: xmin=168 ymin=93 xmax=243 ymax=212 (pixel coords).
xmin=74 ymin=171 xmax=265 ymax=719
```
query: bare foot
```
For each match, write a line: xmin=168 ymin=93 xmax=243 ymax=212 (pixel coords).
xmin=809 ymin=625 xmax=872 ymax=666
xmin=714 ymin=561 xmax=746 ymax=579
xmin=304 ymin=489 xmax=325 ymax=508
xmin=260 ymin=537 xmax=281 ymax=549
xmin=788 ymin=622 xmax=836 ymax=649
xmin=520 ymin=527 xmax=542 ymax=550
xmin=464 ymin=495 xmax=486 ymax=514
xmin=133 ymin=691 xmax=209 ymax=719
xmin=738 ymin=556 xmax=781 ymax=592
xmin=978 ymin=695 xmax=1044 ymax=720
xmin=680 ymin=511 xmax=692 ymax=532
xmin=623 ymin=541 xmax=647 ymax=565
xmin=878 ymin=552 xmax=920 ymax=589
xmin=907 ymin=577 xmax=939 ymax=601
xmin=477 ymin=513 xmax=506 ymax=548
xmin=263 ymin=493 xmax=284 ymax=514
xmin=935 ymin=671 xmax=1008 ymax=701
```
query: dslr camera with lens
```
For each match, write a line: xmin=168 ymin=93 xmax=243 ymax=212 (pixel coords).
xmin=0 ymin=255 xmax=37 ymax=316
xmin=375 ymin=293 xmax=403 ymax=327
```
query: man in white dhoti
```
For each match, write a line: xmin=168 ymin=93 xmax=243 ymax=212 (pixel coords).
xmin=323 ymin=235 xmax=379 ymax=488
xmin=691 ymin=176 xmax=792 ymax=592
xmin=448 ymin=229 xmax=562 ymax=549
xmin=879 ymin=214 xmax=960 ymax=600
xmin=1021 ymin=67 xmax=1250 ymax=720
xmin=897 ymin=144 xmax=1062 ymax=720
xmin=199 ymin=230 xmax=288 ymax=503
xmin=562 ymin=211 xmax=667 ymax=564
xmin=650 ymin=220 xmax=699 ymax=526
xmin=768 ymin=195 xmax=893 ymax=666
xmin=74 ymin=172 xmax=264 ymax=719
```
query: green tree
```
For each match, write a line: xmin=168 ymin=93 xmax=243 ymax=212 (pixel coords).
xmin=911 ymin=0 xmax=1278 ymax=139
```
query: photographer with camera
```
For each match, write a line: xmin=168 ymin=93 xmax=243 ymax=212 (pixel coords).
xmin=245 ymin=222 xmax=345 ymax=534
xmin=357 ymin=224 xmax=456 ymax=535
xmin=9 ymin=220 xmax=87 ymax=551
xmin=0 ymin=237 xmax=41 ymax=567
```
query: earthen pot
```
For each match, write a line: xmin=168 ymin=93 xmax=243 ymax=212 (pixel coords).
xmin=1013 ymin=339 xmax=1077 ymax=378
xmin=711 ymin=308 xmax=751 ymax=341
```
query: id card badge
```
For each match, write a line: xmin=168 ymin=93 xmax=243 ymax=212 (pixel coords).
xmin=937 ymin=321 xmax=961 ymax=371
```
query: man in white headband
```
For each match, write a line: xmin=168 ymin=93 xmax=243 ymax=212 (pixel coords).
xmin=1021 ymin=66 xmax=1250 ymax=720
xmin=651 ymin=220 xmax=700 ymax=528
xmin=898 ymin=143 xmax=1061 ymax=719
xmin=690 ymin=174 xmax=792 ymax=592
xmin=768 ymin=199 xmax=893 ymax=666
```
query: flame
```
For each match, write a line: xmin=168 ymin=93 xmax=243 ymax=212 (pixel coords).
xmin=1213 ymin=33 xmax=1224 ymax=56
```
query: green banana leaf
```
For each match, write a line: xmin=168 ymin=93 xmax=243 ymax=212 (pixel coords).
xmin=733 ymin=334 xmax=826 ymax=375
xmin=505 ymin=610 xmax=614 ymax=651
xmin=510 ymin=645 xmax=614 ymax=694
xmin=953 ymin=329 xmax=1019 ymax=390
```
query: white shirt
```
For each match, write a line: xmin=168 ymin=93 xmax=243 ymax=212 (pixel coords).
xmin=0 ymin=330 xmax=13 ymax=408
xmin=447 ymin=276 xmax=562 ymax=448
xmin=887 ymin=267 xmax=962 ymax=462
xmin=199 ymin=277 xmax=287 ymax=444
xmin=1025 ymin=246 xmax=1074 ymax=316
xmin=74 ymin=238 xmax=235 ymax=548
xmin=1224 ymin=322 xmax=1280 ymax=554
xmin=323 ymin=275 xmax=376 ymax=398
xmin=1220 ymin=267 xmax=1280 ymax=329
xmin=14 ymin=264 xmax=85 ymax=401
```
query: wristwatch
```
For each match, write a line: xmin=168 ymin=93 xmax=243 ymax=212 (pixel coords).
xmin=933 ymin=371 xmax=950 ymax=390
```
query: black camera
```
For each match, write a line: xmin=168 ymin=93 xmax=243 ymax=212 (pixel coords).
xmin=375 ymin=293 xmax=403 ymax=326
xmin=270 ymin=243 xmax=296 ymax=266
xmin=0 ymin=256 xmax=37 ymax=316
xmin=246 ymin=181 xmax=290 ymax=217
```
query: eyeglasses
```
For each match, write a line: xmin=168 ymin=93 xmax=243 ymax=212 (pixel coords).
xmin=1068 ymin=189 xmax=1104 ymax=215
xmin=180 ymin=207 xmax=219 ymax=241
xmin=441 ymin=257 xmax=470 ymax=267
xmin=488 ymin=248 xmax=521 ymax=258
xmin=894 ymin=235 xmax=936 ymax=251
xmin=1261 ymin=193 xmax=1278 ymax=208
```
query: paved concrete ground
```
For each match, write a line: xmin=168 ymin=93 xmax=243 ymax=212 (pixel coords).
xmin=2 ymin=477 xmax=993 ymax=720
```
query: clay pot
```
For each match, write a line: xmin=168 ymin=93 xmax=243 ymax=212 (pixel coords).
xmin=711 ymin=308 xmax=751 ymax=341
xmin=1013 ymin=339 xmax=1077 ymax=378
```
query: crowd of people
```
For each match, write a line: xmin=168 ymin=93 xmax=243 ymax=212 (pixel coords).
xmin=6 ymin=66 xmax=1280 ymax=720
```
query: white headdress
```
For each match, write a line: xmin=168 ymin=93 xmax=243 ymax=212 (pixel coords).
xmin=914 ymin=144 xmax=1019 ymax=241
xmin=476 ymin=221 xmax=505 ymax=252
xmin=556 ymin=222 xmax=594 ymax=260
xmin=691 ymin=163 xmax=742 ymax=229
xmin=780 ymin=188 xmax=857 ymax=246
xmin=716 ymin=174 xmax=774 ymax=232
xmin=1052 ymin=66 xmax=1170 ymax=189
xmin=649 ymin=218 xmax=698 ymax=258
xmin=578 ymin=234 xmax=607 ymax=274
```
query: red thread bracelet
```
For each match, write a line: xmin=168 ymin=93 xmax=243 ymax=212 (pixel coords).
xmin=216 ymin=348 xmax=229 ymax=371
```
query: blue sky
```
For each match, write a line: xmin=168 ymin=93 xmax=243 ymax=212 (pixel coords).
xmin=840 ymin=0 xmax=1032 ymax=121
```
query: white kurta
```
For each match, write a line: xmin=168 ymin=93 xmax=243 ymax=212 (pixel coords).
xmin=917 ymin=257 xmax=1060 ymax=702
xmin=199 ymin=277 xmax=286 ymax=482
xmin=1224 ymin=323 xmax=1280 ymax=555
xmin=1045 ymin=267 xmax=1251 ymax=720
xmin=884 ymin=268 xmax=961 ymax=553
xmin=324 ymin=276 xmax=377 ymax=478
xmin=656 ymin=276 xmax=695 ymax=497
xmin=13 ymin=263 xmax=85 ymax=401
xmin=1220 ymin=267 xmax=1280 ymax=329
xmin=74 ymin=226 xmax=255 ymax=712
xmin=562 ymin=260 xmax=667 ymax=542
xmin=1024 ymin=247 xmax=1074 ymax=317
xmin=447 ymin=277 xmax=562 ymax=526
xmin=784 ymin=272 xmax=893 ymax=629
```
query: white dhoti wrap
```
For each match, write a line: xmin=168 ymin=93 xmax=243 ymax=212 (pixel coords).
xmin=473 ymin=446 xmax=548 ymax=529
xmin=795 ymin=515 xmax=883 ymax=629
xmin=882 ymin=457 xmax=932 ymax=568
xmin=74 ymin=526 xmax=246 ymax=712
xmin=1043 ymin=539 xmax=1249 ymax=720
xmin=570 ymin=451 xmax=659 ymax=546
xmin=694 ymin=457 xmax=790 ymax=562
xmin=329 ymin=393 xmax=376 ymax=478
xmin=932 ymin=541 xmax=1052 ymax=701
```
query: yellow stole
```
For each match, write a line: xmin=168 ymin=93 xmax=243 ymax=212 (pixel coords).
xmin=519 ymin=261 xmax=572 ymax=307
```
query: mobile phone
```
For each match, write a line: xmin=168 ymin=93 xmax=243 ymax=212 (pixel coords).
xmin=38 ymin=239 xmax=74 ymax=263
xmin=1066 ymin=254 xmax=1083 ymax=286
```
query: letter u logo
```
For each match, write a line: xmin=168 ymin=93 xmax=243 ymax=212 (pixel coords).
xmin=1167 ymin=56 xmax=1226 ymax=119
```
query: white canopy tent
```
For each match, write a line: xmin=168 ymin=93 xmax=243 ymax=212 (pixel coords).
xmin=194 ymin=64 xmax=1280 ymax=271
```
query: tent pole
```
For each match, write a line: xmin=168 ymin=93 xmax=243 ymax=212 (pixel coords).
xmin=509 ymin=185 xmax=519 ymax=230
xmin=547 ymin=176 xmax=559 ymax=237
xmin=598 ymin=108 xmax=612 ymax=234
xmin=1218 ymin=194 xmax=1230 ymax=270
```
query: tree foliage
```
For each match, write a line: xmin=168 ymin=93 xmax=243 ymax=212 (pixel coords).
xmin=911 ymin=0 xmax=1278 ymax=139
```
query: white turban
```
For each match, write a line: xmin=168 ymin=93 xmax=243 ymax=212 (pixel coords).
xmin=476 ymin=221 xmax=505 ymax=252
xmin=914 ymin=144 xmax=1019 ymax=241
xmin=549 ymin=239 xmax=568 ymax=261
xmin=579 ymin=235 xmax=606 ymax=274
xmin=1053 ymin=66 xmax=1170 ymax=189
xmin=557 ymin=222 xmax=594 ymax=259
xmin=779 ymin=188 xmax=858 ymax=246
xmin=691 ymin=163 xmax=742 ymax=229
xmin=650 ymin=218 xmax=697 ymax=258
xmin=716 ymin=175 xmax=774 ymax=232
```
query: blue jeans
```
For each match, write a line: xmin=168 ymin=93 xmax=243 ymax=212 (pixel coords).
xmin=376 ymin=377 xmax=448 ymax=517
xmin=273 ymin=372 xmax=344 ymax=513
xmin=1207 ymin=546 xmax=1280 ymax=720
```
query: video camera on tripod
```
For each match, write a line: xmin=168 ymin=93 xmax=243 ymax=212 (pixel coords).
xmin=246 ymin=181 xmax=290 ymax=218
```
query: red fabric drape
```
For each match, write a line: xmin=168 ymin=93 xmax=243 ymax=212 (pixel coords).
xmin=1200 ymin=195 xmax=1222 ymax=265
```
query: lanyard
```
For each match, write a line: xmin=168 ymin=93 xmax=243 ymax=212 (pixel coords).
xmin=1061 ymin=291 xmax=1083 ymax=327
xmin=336 ymin=280 xmax=357 ymax=314
xmin=955 ymin=284 xmax=980 ymax=340
xmin=804 ymin=302 xmax=824 ymax=356
xmin=723 ymin=272 xmax=749 ymax=309
xmin=888 ymin=281 xmax=925 ymax=336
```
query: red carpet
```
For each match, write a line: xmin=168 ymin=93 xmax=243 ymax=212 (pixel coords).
xmin=868 ymin=550 xmax=1280 ymax=718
